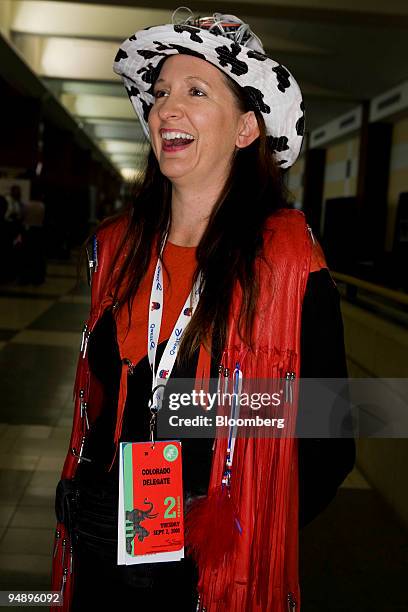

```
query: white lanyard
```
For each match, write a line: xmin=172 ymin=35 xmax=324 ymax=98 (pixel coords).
xmin=147 ymin=239 xmax=202 ymax=430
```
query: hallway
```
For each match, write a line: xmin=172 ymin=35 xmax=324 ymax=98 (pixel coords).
xmin=0 ymin=257 xmax=407 ymax=610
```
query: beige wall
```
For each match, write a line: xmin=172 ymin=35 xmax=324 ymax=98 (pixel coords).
xmin=319 ymin=137 xmax=360 ymax=234
xmin=385 ymin=116 xmax=408 ymax=252
xmin=0 ymin=0 xmax=12 ymax=39
xmin=322 ymin=137 xmax=360 ymax=202
xmin=319 ymin=116 xmax=408 ymax=254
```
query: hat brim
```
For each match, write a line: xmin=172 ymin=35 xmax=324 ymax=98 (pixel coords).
xmin=113 ymin=24 xmax=305 ymax=169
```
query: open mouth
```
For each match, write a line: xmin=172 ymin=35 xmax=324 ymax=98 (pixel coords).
xmin=161 ymin=134 xmax=195 ymax=152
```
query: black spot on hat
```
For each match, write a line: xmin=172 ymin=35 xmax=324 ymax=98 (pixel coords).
xmin=272 ymin=65 xmax=291 ymax=93
xmin=296 ymin=100 xmax=305 ymax=136
xmin=214 ymin=42 xmax=248 ymax=76
xmin=141 ymin=99 xmax=153 ymax=122
xmin=125 ymin=84 xmax=140 ymax=99
xmin=247 ymin=49 xmax=267 ymax=62
xmin=128 ymin=34 xmax=137 ymax=41
xmin=139 ymin=41 xmax=206 ymax=62
xmin=126 ymin=82 xmax=153 ymax=121
xmin=152 ymin=40 xmax=173 ymax=52
xmin=137 ymin=48 xmax=167 ymax=60
xmin=137 ymin=60 xmax=164 ymax=92
xmin=268 ymin=135 xmax=289 ymax=152
xmin=243 ymin=86 xmax=271 ymax=114
xmin=115 ymin=48 xmax=128 ymax=62
xmin=168 ymin=44 xmax=206 ymax=60
xmin=144 ymin=56 xmax=168 ymax=95
xmin=173 ymin=25 xmax=204 ymax=43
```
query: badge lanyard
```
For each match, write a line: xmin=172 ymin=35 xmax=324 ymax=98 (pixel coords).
xmin=147 ymin=238 xmax=202 ymax=446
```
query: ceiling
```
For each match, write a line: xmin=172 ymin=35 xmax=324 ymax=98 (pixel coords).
xmin=3 ymin=0 xmax=408 ymax=178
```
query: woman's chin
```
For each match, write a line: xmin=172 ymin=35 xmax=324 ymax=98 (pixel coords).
xmin=159 ymin=161 xmax=195 ymax=181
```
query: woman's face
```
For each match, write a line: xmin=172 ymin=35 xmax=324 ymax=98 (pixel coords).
xmin=148 ymin=54 xmax=252 ymax=187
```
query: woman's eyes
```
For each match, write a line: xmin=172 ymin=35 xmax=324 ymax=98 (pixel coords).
xmin=153 ymin=87 xmax=205 ymax=98
xmin=190 ymin=87 xmax=205 ymax=97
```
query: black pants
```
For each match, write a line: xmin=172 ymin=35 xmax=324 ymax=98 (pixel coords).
xmin=71 ymin=478 xmax=199 ymax=611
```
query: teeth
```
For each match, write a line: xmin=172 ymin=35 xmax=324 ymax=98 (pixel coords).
xmin=161 ymin=131 xmax=194 ymax=140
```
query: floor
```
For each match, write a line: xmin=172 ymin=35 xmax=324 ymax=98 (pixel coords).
xmin=0 ymin=255 xmax=407 ymax=611
xmin=0 ymin=256 xmax=88 ymax=593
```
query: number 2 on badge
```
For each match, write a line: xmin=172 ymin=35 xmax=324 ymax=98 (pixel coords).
xmin=164 ymin=496 xmax=176 ymax=518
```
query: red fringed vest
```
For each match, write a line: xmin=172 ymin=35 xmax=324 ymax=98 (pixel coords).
xmin=51 ymin=207 xmax=315 ymax=611
xmin=189 ymin=208 xmax=313 ymax=611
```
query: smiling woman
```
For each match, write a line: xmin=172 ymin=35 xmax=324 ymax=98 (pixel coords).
xmin=51 ymin=7 xmax=355 ymax=612
xmin=147 ymin=53 xmax=261 ymax=245
xmin=148 ymin=55 xmax=259 ymax=189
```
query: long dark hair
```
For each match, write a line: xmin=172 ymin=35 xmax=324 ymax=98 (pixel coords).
xmin=79 ymin=67 xmax=294 ymax=366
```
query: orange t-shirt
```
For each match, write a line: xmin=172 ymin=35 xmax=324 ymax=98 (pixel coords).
xmin=115 ymin=240 xmax=198 ymax=366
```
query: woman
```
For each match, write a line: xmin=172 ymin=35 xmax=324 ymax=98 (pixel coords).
xmin=52 ymin=10 xmax=355 ymax=611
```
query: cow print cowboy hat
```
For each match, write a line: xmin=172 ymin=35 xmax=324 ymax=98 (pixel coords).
xmin=113 ymin=6 xmax=305 ymax=169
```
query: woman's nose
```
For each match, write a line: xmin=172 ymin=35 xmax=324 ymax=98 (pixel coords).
xmin=157 ymin=94 xmax=184 ymax=120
